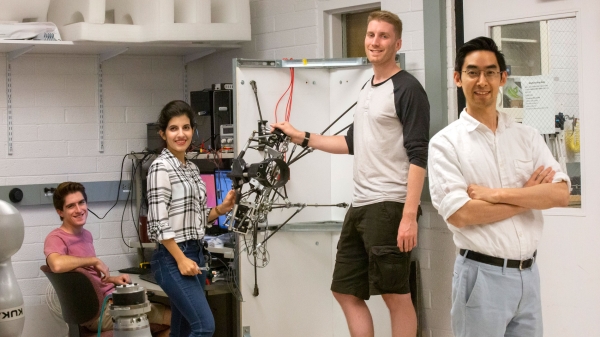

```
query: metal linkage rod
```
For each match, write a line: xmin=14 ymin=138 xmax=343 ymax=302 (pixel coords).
xmin=249 ymin=81 xmax=263 ymax=121
xmin=333 ymin=123 xmax=353 ymax=136
xmin=256 ymin=205 xmax=305 ymax=248
xmin=287 ymin=102 xmax=356 ymax=165
xmin=321 ymin=101 xmax=356 ymax=135
xmin=288 ymin=122 xmax=353 ymax=165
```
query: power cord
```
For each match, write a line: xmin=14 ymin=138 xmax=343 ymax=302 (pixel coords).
xmin=97 ymin=294 xmax=112 ymax=337
xmin=87 ymin=154 xmax=128 ymax=219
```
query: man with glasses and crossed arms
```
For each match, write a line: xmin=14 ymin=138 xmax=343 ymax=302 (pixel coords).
xmin=428 ymin=37 xmax=570 ymax=337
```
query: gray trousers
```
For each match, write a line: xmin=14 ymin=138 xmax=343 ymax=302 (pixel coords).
xmin=451 ymin=252 xmax=543 ymax=337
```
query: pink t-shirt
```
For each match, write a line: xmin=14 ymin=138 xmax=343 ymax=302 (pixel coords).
xmin=44 ymin=228 xmax=114 ymax=298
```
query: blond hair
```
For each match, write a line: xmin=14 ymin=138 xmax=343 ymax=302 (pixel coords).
xmin=367 ymin=10 xmax=402 ymax=40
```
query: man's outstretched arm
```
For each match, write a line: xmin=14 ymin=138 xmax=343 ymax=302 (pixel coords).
xmin=270 ymin=121 xmax=350 ymax=154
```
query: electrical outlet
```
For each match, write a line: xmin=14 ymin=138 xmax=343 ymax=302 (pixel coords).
xmin=127 ymin=239 xmax=141 ymax=251
xmin=242 ymin=326 xmax=251 ymax=337
xmin=121 ymin=182 xmax=131 ymax=193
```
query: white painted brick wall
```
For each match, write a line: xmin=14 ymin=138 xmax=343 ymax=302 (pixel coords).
xmin=0 ymin=53 xmax=183 ymax=311
xmin=415 ymin=203 xmax=456 ymax=337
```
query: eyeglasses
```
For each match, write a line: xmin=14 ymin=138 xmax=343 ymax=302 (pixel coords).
xmin=461 ymin=69 xmax=503 ymax=79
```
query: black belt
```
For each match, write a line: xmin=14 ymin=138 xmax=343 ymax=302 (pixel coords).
xmin=460 ymin=249 xmax=536 ymax=270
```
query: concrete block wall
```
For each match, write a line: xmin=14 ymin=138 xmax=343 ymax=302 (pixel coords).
xmin=389 ymin=0 xmax=426 ymax=85
xmin=413 ymin=203 xmax=455 ymax=337
xmin=0 ymin=53 xmax=186 ymax=336
xmin=190 ymin=0 xmax=322 ymax=89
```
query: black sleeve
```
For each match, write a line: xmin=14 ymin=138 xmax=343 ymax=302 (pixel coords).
xmin=394 ymin=74 xmax=430 ymax=168
xmin=344 ymin=123 xmax=354 ymax=155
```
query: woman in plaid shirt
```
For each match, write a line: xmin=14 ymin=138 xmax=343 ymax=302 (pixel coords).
xmin=147 ymin=100 xmax=235 ymax=337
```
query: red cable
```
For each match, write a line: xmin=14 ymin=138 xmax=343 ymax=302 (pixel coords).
xmin=274 ymin=58 xmax=295 ymax=123
xmin=285 ymin=68 xmax=294 ymax=121
xmin=274 ymin=80 xmax=292 ymax=123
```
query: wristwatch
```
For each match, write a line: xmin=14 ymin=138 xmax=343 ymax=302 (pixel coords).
xmin=301 ymin=131 xmax=310 ymax=147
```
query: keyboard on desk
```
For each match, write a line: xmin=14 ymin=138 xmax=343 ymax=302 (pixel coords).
xmin=139 ymin=273 xmax=158 ymax=284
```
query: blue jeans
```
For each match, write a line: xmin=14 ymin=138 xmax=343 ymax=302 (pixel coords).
xmin=151 ymin=240 xmax=215 ymax=337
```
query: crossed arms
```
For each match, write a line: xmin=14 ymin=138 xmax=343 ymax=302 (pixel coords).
xmin=448 ymin=166 xmax=570 ymax=228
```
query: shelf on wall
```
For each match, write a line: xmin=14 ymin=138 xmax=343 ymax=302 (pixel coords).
xmin=0 ymin=39 xmax=240 ymax=56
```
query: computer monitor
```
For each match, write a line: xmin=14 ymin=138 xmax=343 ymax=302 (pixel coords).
xmin=200 ymin=174 xmax=217 ymax=223
xmin=215 ymin=170 xmax=232 ymax=229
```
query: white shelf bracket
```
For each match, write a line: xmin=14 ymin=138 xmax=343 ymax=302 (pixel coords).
xmin=8 ymin=45 xmax=34 ymax=61
xmin=184 ymin=49 xmax=216 ymax=65
xmin=99 ymin=47 xmax=129 ymax=63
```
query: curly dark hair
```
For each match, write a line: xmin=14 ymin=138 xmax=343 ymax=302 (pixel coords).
xmin=53 ymin=182 xmax=88 ymax=220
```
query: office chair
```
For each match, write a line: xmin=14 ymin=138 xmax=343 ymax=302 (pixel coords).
xmin=41 ymin=266 xmax=170 ymax=337
xmin=40 ymin=265 xmax=112 ymax=337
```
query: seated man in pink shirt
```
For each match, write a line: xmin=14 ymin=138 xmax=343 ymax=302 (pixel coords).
xmin=44 ymin=181 xmax=170 ymax=336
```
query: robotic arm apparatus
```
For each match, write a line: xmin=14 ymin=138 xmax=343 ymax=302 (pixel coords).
xmin=225 ymin=80 xmax=350 ymax=236
xmin=222 ymin=80 xmax=352 ymax=296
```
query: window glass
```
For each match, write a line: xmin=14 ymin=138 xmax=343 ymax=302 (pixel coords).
xmin=492 ymin=18 xmax=581 ymax=207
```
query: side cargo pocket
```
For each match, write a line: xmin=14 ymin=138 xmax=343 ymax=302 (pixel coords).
xmin=369 ymin=245 xmax=410 ymax=293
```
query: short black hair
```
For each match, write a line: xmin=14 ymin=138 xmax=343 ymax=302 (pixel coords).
xmin=157 ymin=100 xmax=196 ymax=133
xmin=53 ymin=182 xmax=88 ymax=220
xmin=455 ymin=36 xmax=507 ymax=72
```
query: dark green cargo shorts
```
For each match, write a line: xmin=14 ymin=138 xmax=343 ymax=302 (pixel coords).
xmin=330 ymin=201 xmax=421 ymax=300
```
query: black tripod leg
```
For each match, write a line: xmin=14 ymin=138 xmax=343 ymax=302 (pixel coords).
xmin=252 ymin=222 xmax=259 ymax=297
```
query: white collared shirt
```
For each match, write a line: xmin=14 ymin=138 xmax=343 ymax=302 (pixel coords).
xmin=428 ymin=110 xmax=571 ymax=260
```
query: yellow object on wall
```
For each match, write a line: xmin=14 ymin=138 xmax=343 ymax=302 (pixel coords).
xmin=565 ymin=119 xmax=580 ymax=153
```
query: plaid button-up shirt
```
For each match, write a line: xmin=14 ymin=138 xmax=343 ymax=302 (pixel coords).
xmin=147 ymin=148 xmax=211 ymax=243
